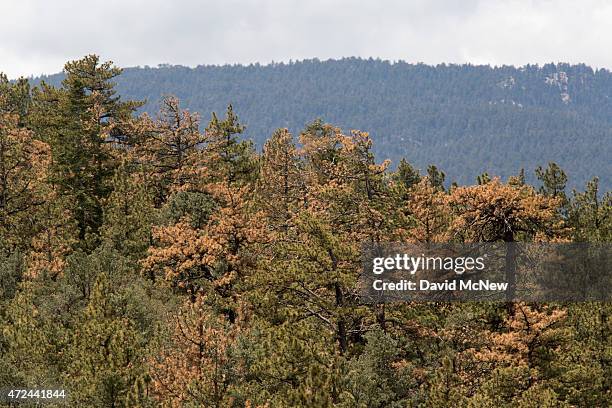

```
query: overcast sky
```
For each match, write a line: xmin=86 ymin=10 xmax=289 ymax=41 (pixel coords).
xmin=1 ymin=0 xmax=610 ymax=78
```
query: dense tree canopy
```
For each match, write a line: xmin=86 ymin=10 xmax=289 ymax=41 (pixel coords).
xmin=1 ymin=56 xmax=610 ymax=407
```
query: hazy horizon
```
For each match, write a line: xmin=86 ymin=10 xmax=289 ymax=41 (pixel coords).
xmin=2 ymin=0 xmax=611 ymax=79
xmin=17 ymin=57 xmax=612 ymax=81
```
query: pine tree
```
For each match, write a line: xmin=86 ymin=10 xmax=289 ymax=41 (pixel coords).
xmin=536 ymin=162 xmax=568 ymax=199
xmin=341 ymin=329 xmax=413 ymax=406
xmin=204 ymin=104 xmax=257 ymax=186
xmin=556 ymin=302 xmax=612 ymax=406
xmin=0 ymin=112 xmax=50 ymax=250
xmin=234 ymin=318 xmax=339 ymax=406
xmin=257 ymin=128 xmax=303 ymax=234
xmin=26 ymin=195 xmax=78 ymax=279
xmin=262 ymin=126 xmax=390 ymax=354
xmin=299 ymin=119 xmax=344 ymax=185
xmin=394 ymin=158 xmax=421 ymax=190
xmin=30 ymin=55 xmax=141 ymax=243
xmin=150 ymin=294 xmax=243 ymax=407
xmin=509 ymin=168 xmax=526 ymax=187
xmin=0 ymin=73 xmax=31 ymax=123
xmin=568 ymin=177 xmax=611 ymax=242
xmin=1 ymin=283 xmax=68 ymax=388
xmin=468 ymin=304 xmax=570 ymax=406
xmin=101 ymin=160 xmax=156 ymax=261
xmin=131 ymin=95 xmax=206 ymax=205
xmin=448 ymin=178 xmax=564 ymax=243
xmin=66 ymin=273 xmax=148 ymax=407
xmin=477 ymin=172 xmax=492 ymax=185
xmin=143 ymin=105 xmax=264 ymax=319
xmin=143 ymin=183 xmax=265 ymax=316
xmin=427 ymin=165 xmax=446 ymax=191
xmin=395 ymin=177 xmax=451 ymax=243
xmin=448 ymin=179 xmax=565 ymax=301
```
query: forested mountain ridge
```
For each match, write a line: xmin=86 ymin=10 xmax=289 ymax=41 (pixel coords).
xmin=34 ymin=58 xmax=611 ymax=190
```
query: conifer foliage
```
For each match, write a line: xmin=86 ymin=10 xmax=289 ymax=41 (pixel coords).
xmin=0 ymin=56 xmax=610 ymax=407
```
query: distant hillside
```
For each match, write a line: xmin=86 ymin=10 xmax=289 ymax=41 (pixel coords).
xmin=35 ymin=58 xmax=612 ymax=190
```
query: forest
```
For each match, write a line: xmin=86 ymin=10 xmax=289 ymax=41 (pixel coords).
xmin=34 ymin=57 xmax=612 ymax=191
xmin=0 ymin=55 xmax=610 ymax=407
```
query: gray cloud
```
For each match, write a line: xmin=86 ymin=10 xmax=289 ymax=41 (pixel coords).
xmin=1 ymin=0 xmax=610 ymax=78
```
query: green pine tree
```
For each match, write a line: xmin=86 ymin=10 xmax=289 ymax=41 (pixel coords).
xmin=30 ymin=55 xmax=142 ymax=244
